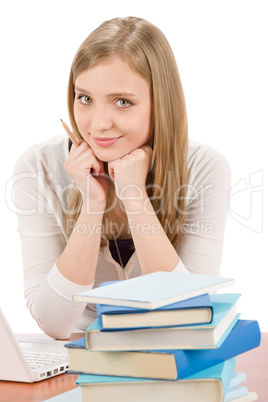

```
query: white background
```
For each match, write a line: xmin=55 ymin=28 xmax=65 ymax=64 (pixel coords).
xmin=0 ymin=0 xmax=267 ymax=333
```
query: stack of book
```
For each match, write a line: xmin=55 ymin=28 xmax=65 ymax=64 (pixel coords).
xmin=66 ymin=271 xmax=261 ymax=402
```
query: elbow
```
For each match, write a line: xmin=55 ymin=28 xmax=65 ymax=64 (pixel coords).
xmin=25 ymin=279 xmax=86 ymax=340
xmin=33 ymin=311 xmax=76 ymax=340
xmin=28 ymin=306 xmax=73 ymax=339
xmin=38 ymin=324 xmax=73 ymax=340
xmin=26 ymin=297 xmax=81 ymax=340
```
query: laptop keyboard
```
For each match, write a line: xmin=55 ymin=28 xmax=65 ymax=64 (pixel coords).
xmin=22 ymin=350 xmax=67 ymax=369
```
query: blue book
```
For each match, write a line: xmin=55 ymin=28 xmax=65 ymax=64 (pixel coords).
xmin=225 ymin=385 xmax=249 ymax=401
xmin=40 ymin=384 xmax=252 ymax=402
xmin=228 ymin=372 xmax=247 ymax=388
xmin=97 ymin=292 xmax=213 ymax=330
xmin=82 ymin=293 xmax=240 ymax=350
xmin=41 ymin=370 xmax=249 ymax=402
xmin=73 ymin=271 xmax=234 ymax=309
xmin=75 ymin=358 xmax=236 ymax=402
xmin=65 ymin=319 xmax=260 ymax=380
xmin=224 ymin=372 xmax=249 ymax=400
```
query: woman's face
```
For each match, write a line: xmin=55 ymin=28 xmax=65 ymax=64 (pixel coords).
xmin=73 ymin=56 xmax=152 ymax=162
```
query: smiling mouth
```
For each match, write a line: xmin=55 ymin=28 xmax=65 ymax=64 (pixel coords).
xmin=92 ymin=136 xmax=122 ymax=147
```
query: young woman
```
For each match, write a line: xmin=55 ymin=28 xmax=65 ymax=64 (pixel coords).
xmin=13 ymin=17 xmax=231 ymax=339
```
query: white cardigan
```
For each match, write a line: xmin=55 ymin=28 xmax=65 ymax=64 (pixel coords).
xmin=13 ymin=134 xmax=231 ymax=338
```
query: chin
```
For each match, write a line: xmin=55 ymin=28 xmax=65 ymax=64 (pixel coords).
xmin=98 ymin=156 xmax=113 ymax=163
xmin=94 ymin=148 xmax=129 ymax=163
xmin=94 ymin=151 xmax=119 ymax=163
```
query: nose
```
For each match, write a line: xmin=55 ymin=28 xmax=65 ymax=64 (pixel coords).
xmin=90 ymin=105 xmax=113 ymax=134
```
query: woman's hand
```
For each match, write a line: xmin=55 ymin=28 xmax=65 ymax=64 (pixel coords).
xmin=64 ymin=139 xmax=109 ymax=210
xmin=108 ymin=145 xmax=153 ymax=202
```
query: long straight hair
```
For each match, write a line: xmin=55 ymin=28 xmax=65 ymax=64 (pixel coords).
xmin=64 ymin=17 xmax=188 ymax=249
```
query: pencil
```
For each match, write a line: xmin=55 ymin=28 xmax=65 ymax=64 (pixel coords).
xmin=60 ymin=119 xmax=79 ymax=147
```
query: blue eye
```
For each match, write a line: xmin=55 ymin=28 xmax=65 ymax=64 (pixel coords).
xmin=116 ymin=99 xmax=131 ymax=107
xmin=78 ymin=95 xmax=92 ymax=104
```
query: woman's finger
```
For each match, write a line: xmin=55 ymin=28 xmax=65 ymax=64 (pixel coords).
xmin=68 ymin=137 xmax=83 ymax=151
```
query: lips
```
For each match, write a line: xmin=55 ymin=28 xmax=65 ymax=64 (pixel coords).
xmin=92 ymin=136 xmax=122 ymax=147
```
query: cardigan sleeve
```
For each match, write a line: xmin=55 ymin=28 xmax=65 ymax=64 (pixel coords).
xmin=13 ymin=146 xmax=93 ymax=339
xmin=176 ymin=144 xmax=231 ymax=276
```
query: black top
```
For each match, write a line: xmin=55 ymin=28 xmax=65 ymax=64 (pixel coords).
xmin=109 ymin=238 xmax=135 ymax=268
xmin=69 ymin=138 xmax=73 ymax=151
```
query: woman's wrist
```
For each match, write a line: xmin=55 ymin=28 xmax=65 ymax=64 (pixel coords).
xmin=121 ymin=188 xmax=149 ymax=215
xmin=80 ymin=199 xmax=106 ymax=217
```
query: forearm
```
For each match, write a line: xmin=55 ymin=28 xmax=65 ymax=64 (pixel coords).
xmin=124 ymin=196 xmax=180 ymax=275
xmin=57 ymin=205 xmax=104 ymax=285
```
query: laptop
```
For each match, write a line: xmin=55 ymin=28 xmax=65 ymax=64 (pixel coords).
xmin=0 ymin=308 xmax=69 ymax=382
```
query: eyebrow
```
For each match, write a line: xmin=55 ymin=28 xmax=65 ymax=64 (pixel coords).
xmin=74 ymin=87 xmax=137 ymax=98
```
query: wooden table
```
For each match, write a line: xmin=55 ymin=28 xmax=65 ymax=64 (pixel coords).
xmin=0 ymin=333 xmax=267 ymax=402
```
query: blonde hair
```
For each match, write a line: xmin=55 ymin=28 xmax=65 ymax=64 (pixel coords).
xmin=65 ymin=16 xmax=188 ymax=249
